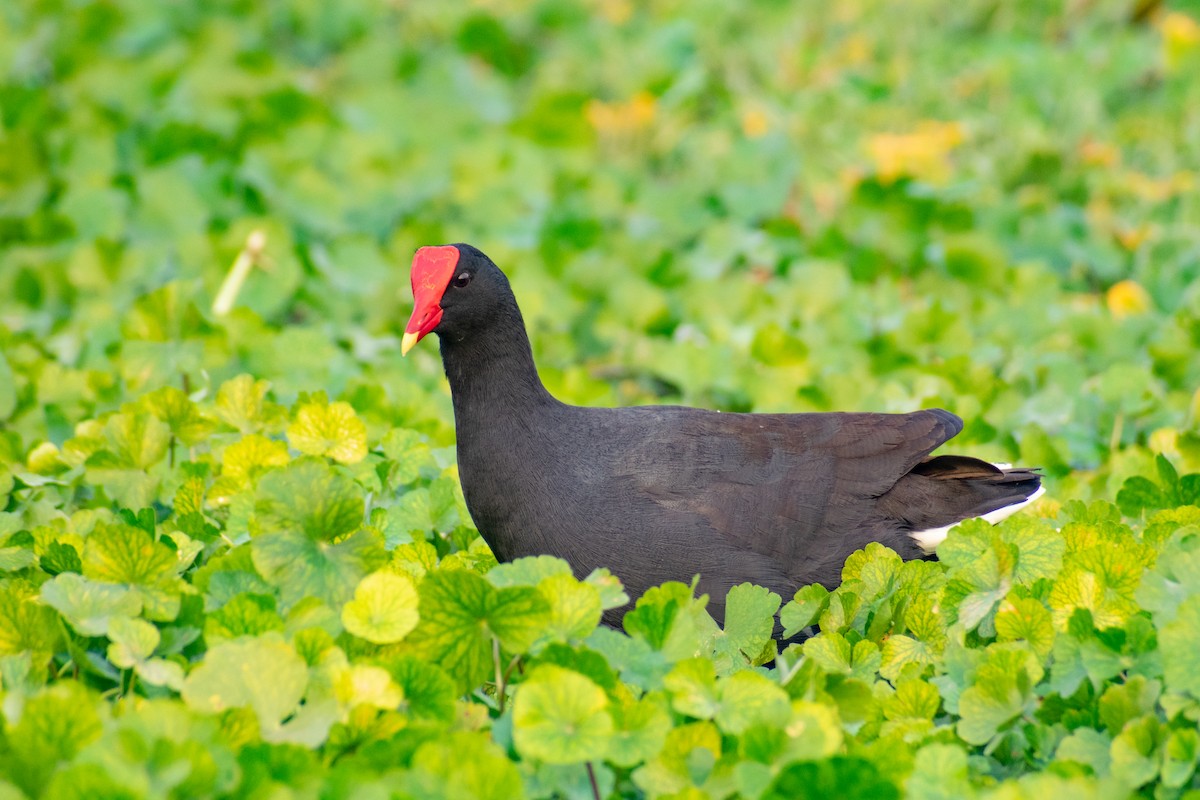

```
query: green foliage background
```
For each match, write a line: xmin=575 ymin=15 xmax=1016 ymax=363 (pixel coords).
xmin=2 ymin=0 xmax=1200 ymax=797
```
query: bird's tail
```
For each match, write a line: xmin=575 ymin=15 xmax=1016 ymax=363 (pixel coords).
xmin=881 ymin=455 xmax=1044 ymax=553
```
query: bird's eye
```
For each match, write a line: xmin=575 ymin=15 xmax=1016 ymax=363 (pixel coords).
xmin=453 ymin=272 xmax=472 ymax=288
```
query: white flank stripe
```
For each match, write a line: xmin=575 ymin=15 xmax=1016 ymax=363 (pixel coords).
xmin=909 ymin=472 xmax=1046 ymax=555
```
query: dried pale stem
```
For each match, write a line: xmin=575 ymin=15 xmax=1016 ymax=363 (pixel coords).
xmin=212 ymin=229 xmax=267 ymax=317
xmin=1110 ymin=412 xmax=1124 ymax=454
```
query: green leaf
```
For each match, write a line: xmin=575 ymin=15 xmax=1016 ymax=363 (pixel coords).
xmin=489 ymin=584 xmax=555 ymax=652
xmin=487 ymin=554 xmax=573 ymax=588
xmin=0 ymin=352 xmax=16 ymax=421
xmin=40 ymin=541 xmax=82 ymax=576
xmin=382 ymin=655 xmax=457 ymax=722
xmin=379 ymin=428 xmax=435 ymax=485
xmin=781 ymin=584 xmax=830 ymax=638
xmin=623 ymin=580 xmax=715 ymax=659
xmin=1136 ymin=527 xmax=1200 ymax=626
xmin=253 ymin=457 xmax=365 ymax=541
xmin=6 ymin=683 xmax=103 ymax=797
xmin=134 ymin=656 xmax=186 ymax=690
xmin=905 ymin=744 xmax=971 ymax=800
xmin=252 ymin=527 xmax=386 ymax=608
xmin=956 ymin=650 xmax=1035 ymax=745
xmin=904 ymin=592 xmax=947 ymax=650
xmin=777 ymin=700 xmax=844 ymax=762
xmin=530 ymin=642 xmax=618 ymax=691
xmin=805 ymin=632 xmax=881 ymax=681
xmin=763 ymin=756 xmax=899 ymax=800
xmin=538 ymin=573 xmax=602 ymax=641
xmin=0 ymin=586 xmax=62 ymax=660
xmin=220 ymin=434 xmax=290 ymax=484
xmin=1160 ymin=594 xmax=1200 ymax=699
xmin=215 ymin=375 xmax=283 ymax=434
xmin=340 ymin=570 xmax=419 ymax=643
xmin=1117 ymin=476 xmax=1169 ymax=517
xmin=1110 ymin=715 xmax=1162 ymax=788
xmin=105 ymin=615 xmax=159 ymax=666
xmin=512 ymin=665 xmax=613 ymax=764
xmin=390 ymin=540 xmax=439 ymax=580
xmin=40 ymin=573 xmax=141 ymax=636
xmin=664 ymin=657 xmax=720 ymax=719
xmin=1055 ymin=727 xmax=1112 ymax=778
xmin=722 ymin=582 xmax=781 ymax=661
xmin=881 ymin=634 xmax=934 ymax=681
xmin=584 ymin=567 xmax=630 ymax=610
xmin=407 ymin=731 xmax=523 ymax=800
xmin=884 ymin=679 xmax=941 ymax=721
xmin=995 ymin=596 xmax=1055 ymax=656
xmin=633 ymin=720 xmax=722 ymax=794
xmin=103 ymin=410 xmax=171 ymax=469
xmin=715 ymin=670 xmax=791 ymax=734
xmin=140 ymin=386 xmax=215 ymax=445
xmin=406 ymin=569 xmax=551 ymax=691
xmin=946 ymin=547 xmax=1010 ymax=632
xmin=1006 ymin=517 xmax=1066 ymax=584
xmin=82 ymin=521 xmax=176 ymax=586
xmin=0 ymin=546 xmax=36 ymax=572
xmin=406 ymin=569 xmax=495 ymax=691
xmin=204 ymin=592 xmax=283 ymax=641
xmin=182 ymin=632 xmax=308 ymax=730
xmin=1098 ymin=676 xmax=1160 ymax=734
xmin=1162 ymin=728 xmax=1198 ymax=788
xmin=751 ymin=322 xmax=807 ymax=365
xmin=286 ymin=399 xmax=368 ymax=464
xmin=608 ymin=690 xmax=672 ymax=768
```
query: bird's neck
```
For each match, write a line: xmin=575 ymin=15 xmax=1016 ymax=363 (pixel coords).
xmin=438 ymin=301 xmax=557 ymax=418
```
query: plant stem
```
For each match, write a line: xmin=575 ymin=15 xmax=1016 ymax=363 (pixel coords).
xmin=586 ymin=762 xmax=601 ymax=800
xmin=501 ymin=654 xmax=523 ymax=687
xmin=493 ymin=637 xmax=506 ymax=713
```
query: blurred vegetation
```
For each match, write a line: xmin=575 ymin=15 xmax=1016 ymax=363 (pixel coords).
xmin=1 ymin=0 xmax=1198 ymax=490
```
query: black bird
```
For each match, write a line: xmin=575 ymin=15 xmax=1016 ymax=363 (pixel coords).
xmin=401 ymin=244 xmax=1043 ymax=631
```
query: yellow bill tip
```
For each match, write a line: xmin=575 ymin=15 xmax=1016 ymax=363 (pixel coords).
xmin=401 ymin=331 xmax=420 ymax=357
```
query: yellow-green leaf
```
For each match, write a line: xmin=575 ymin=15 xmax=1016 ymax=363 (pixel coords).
xmin=341 ymin=571 xmax=420 ymax=644
xmin=287 ymin=400 xmax=368 ymax=464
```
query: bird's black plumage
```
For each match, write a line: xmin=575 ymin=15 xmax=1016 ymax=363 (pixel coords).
xmin=404 ymin=244 xmax=1042 ymax=631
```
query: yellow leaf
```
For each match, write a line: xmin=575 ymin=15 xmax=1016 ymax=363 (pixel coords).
xmin=1105 ymin=280 xmax=1152 ymax=318
xmin=741 ymin=108 xmax=769 ymax=138
xmin=222 ymin=434 xmax=290 ymax=483
xmin=286 ymin=401 xmax=368 ymax=464
xmin=1160 ymin=12 xmax=1200 ymax=72
xmin=341 ymin=571 xmax=420 ymax=644
xmin=215 ymin=375 xmax=283 ymax=434
xmin=1123 ymin=170 xmax=1195 ymax=202
xmin=26 ymin=442 xmax=63 ymax=474
xmin=1149 ymin=427 xmax=1178 ymax=458
xmin=597 ymin=0 xmax=633 ymax=24
xmin=866 ymin=121 xmax=965 ymax=184
xmin=1115 ymin=223 xmax=1153 ymax=252
xmin=1079 ymin=139 xmax=1120 ymax=168
xmin=586 ymin=92 xmax=656 ymax=136
xmin=333 ymin=663 xmax=404 ymax=709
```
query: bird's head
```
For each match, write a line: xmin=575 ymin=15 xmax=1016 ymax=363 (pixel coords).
xmin=401 ymin=243 xmax=509 ymax=355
